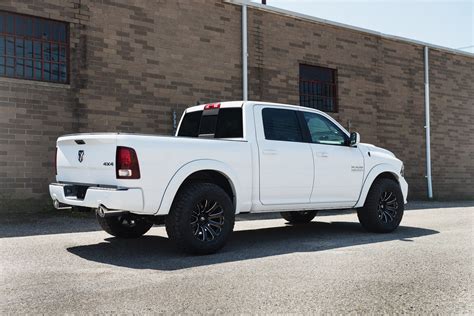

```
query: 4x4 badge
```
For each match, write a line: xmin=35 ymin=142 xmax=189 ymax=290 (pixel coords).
xmin=78 ymin=150 xmax=84 ymax=163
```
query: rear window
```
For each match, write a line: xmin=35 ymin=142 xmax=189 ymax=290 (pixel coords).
xmin=178 ymin=111 xmax=202 ymax=137
xmin=177 ymin=108 xmax=243 ymax=138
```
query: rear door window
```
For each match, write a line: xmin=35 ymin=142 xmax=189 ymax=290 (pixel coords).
xmin=262 ymin=108 xmax=303 ymax=142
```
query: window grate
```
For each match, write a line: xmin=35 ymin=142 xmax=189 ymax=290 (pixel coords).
xmin=299 ymin=64 xmax=338 ymax=112
xmin=0 ymin=11 xmax=69 ymax=83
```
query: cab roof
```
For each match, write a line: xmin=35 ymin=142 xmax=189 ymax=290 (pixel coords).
xmin=185 ymin=101 xmax=322 ymax=113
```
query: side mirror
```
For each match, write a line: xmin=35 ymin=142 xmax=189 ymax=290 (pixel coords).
xmin=350 ymin=132 xmax=360 ymax=147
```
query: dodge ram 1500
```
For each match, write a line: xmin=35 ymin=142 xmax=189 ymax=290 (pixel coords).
xmin=50 ymin=101 xmax=408 ymax=254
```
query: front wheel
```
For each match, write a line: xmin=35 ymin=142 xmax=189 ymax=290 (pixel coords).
xmin=280 ymin=210 xmax=318 ymax=224
xmin=96 ymin=211 xmax=153 ymax=238
xmin=357 ymin=178 xmax=404 ymax=233
xmin=165 ymin=183 xmax=235 ymax=255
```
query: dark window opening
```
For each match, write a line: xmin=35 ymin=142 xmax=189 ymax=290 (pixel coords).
xmin=199 ymin=114 xmax=219 ymax=137
xmin=299 ymin=64 xmax=337 ymax=112
xmin=177 ymin=108 xmax=243 ymax=139
xmin=214 ymin=108 xmax=243 ymax=138
xmin=0 ymin=11 xmax=68 ymax=83
xmin=177 ymin=110 xmax=202 ymax=137
xmin=262 ymin=108 xmax=303 ymax=142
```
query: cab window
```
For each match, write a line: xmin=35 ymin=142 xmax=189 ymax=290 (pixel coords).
xmin=262 ymin=108 xmax=303 ymax=142
xmin=302 ymin=111 xmax=348 ymax=145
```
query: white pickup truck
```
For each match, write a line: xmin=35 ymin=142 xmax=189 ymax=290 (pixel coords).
xmin=50 ymin=101 xmax=408 ymax=254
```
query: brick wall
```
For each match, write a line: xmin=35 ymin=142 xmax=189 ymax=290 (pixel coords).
xmin=246 ymin=7 xmax=473 ymax=199
xmin=429 ymin=51 xmax=474 ymax=199
xmin=0 ymin=0 xmax=472 ymax=207
xmin=0 ymin=0 xmax=82 ymax=202
xmin=0 ymin=0 xmax=243 ymax=206
xmin=73 ymin=0 xmax=242 ymax=134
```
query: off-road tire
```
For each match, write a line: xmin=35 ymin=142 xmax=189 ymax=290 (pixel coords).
xmin=96 ymin=211 xmax=153 ymax=238
xmin=357 ymin=178 xmax=404 ymax=233
xmin=280 ymin=210 xmax=318 ymax=224
xmin=165 ymin=182 xmax=235 ymax=255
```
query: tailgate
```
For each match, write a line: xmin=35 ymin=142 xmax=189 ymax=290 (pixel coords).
xmin=56 ymin=134 xmax=118 ymax=185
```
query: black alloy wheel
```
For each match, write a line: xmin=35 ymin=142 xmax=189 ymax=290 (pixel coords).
xmin=377 ymin=191 xmax=399 ymax=223
xmin=191 ymin=199 xmax=225 ymax=242
xmin=357 ymin=178 xmax=404 ymax=233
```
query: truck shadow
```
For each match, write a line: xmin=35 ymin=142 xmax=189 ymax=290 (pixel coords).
xmin=0 ymin=215 xmax=100 ymax=238
xmin=67 ymin=221 xmax=438 ymax=271
xmin=2 ymin=201 xmax=470 ymax=238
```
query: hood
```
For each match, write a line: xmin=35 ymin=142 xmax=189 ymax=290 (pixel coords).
xmin=358 ymin=143 xmax=396 ymax=157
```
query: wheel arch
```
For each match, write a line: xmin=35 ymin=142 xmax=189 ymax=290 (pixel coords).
xmin=155 ymin=160 xmax=241 ymax=215
xmin=354 ymin=164 xmax=401 ymax=208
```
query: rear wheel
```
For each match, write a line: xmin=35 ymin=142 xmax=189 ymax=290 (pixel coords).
xmin=357 ymin=178 xmax=404 ymax=233
xmin=165 ymin=183 xmax=235 ymax=255
xmin=96 ymin=211 xmax=153 ymax=238
xmin=280 ymin=210 xmax=317 ymax=224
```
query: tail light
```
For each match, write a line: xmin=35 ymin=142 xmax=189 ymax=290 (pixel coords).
xmin=204 ymin=103 xmax=220 ymax=110
xmin=116 ymin=146 xmax=140 ymax=179
xmin=54 ymin=147 xmax=58 ymax=175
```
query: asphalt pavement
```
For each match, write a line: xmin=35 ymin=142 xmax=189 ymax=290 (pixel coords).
xmin=1 ymin=202 xmax=472 ymax=314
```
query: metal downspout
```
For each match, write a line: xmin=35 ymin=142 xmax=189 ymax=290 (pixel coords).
xmin=242 ymin=4 xmax=248 ymax=101
xmin=424 ymin=46 xmax=433 ymax=199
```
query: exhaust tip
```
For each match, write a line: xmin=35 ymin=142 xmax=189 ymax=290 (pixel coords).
xmin=53 ymin=200 xmax=72 ymax=210
xmin=96 ymin=205 xmax=129 ymax=218
xmin=97 ymin=205 xmax=107 ymax=218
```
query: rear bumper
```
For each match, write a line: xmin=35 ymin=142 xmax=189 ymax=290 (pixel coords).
xmin=49 ymin=183 xmax=144 ymax=212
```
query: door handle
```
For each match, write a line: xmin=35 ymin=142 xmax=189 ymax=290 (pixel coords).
xmin=262 ymin=149 xmax=278 ymax=155
xmin=316 ymin=152 xmax=328 ymax=158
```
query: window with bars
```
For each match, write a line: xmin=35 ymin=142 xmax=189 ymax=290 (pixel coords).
xmin=299 ymin=64 xmax=338 ymax=112
xmin=0 ymin=11 xmax=68 ymax=83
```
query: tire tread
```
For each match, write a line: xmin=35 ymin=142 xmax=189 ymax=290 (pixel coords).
xmin=165 ymin=182 xmax=235 ymax=254
xmin=357 ymin=178 xmax=404 ymax=233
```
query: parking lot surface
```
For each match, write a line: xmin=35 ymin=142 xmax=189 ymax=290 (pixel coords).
xmin=1 ymin=202 xmax=473 ymax=314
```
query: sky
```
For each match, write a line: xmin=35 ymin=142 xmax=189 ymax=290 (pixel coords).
xmin=251 ymin=0 xmax=474 ymax=53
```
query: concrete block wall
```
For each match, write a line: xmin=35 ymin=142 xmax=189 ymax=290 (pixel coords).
xmin=0 ymin=0 xmax=243 ymax=203
xmin=429 ymin=51 xmax=474 ymax=199
xmin=0 ymin=0 xmax=83 ymax=200
xmin=0 ymin=0 xmax=472 ymax=206
xmin=246 ymin=7 xmax=473 ymax=199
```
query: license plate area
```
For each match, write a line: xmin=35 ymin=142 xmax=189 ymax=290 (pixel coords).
xmin=64 ymin=185 xmax=89 ymax=200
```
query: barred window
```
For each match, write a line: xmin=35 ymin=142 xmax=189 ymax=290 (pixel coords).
xmin=299 ymin=64 xmax=338 ymax=112
xmin=0 ymin=11 xmax=68 ymax=83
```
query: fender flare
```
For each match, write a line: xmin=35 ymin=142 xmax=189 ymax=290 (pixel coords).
xmin=354 ymin=163 xmax=401 ymax=208
xmin=155 ymin=159 xmax=242 ymax=215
